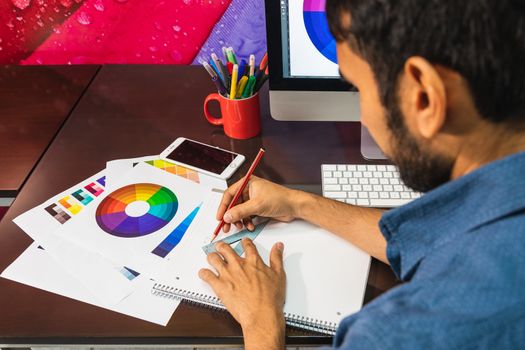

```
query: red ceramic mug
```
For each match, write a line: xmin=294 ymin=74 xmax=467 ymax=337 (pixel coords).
xmin=203 ymin=92 xmax=261 ymax=140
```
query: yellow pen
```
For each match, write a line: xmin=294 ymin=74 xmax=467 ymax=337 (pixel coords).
xmin=230 ymin=64 xmax=238 ymax=100
xmin=236 ymin=76 xmax=249 ymax=98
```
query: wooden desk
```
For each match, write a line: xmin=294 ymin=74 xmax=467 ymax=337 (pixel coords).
xmin=0 ymin=65 xmax=99 ymax=197
xmin=0 ymin=65 xmax=397 ymax=347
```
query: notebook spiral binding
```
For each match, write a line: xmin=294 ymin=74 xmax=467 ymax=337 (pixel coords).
xmin=152 ymin=283 xmax=337 ymax=335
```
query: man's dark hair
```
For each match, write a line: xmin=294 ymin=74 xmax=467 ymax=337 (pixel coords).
xmin=326 ymin=0 xmax=525 ymax=125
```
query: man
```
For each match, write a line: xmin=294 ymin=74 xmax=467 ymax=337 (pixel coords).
xmin=199 ymin=1 xmax=525 ymax=349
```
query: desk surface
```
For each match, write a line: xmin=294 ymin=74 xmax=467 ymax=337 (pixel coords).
xmin=0 ymin=65 xmax=397 ymax=347
xmin=0 ymin=65 xmax=100 ymax=196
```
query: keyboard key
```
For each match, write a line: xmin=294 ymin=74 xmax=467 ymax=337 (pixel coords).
xmin=348 ymin=165 xmax=357 ymax=171
xmin=346 ymin=199 xmax=357 ymax=205
xmin=342 ymin=185 xmax=352 ymax=191
xmin=325 ymin=185 xmax=341 ymax=191
xmin=377 ymin=165 xmax=386 ymax=171
xmin=358 ymin=192 xmax=368 ymax=199
xmin=338 ymin=178 xmax=349 ymax=185
xmin=343 ymin=171 xmax=352 ymax=177
xmin=386 ymin=165 xmax=397 ymax=172
xmin=380 ymin=192 xmax=390 ymax=199
xmin=364 ymin=171 xmax=372 ymax=178
xmin=391 ymin=192 xmax=401 ymax=199
xmin=384 ymin=172 xmax=393 ymax=178
xmin=390 ymin=178 xmax=400 ymax=185
xmin=384 ymin=185 xmax=393 ymax=192
xmin=373 ymin=172 xmax=383 ymax=178
xmin=369 ymin=165 xmax=377 ymax=171
xmin=359 ymin=178 xmax=369 ymax=185
xmin=357 ymin=165 xmax=367 ymax=171
xmin=357 ymin=199 xmax=370 ymax=206
xmin=348 ymin=192 xmax=358 ymax=199
xmin=370 ymin=192 xmax=379 ymax=199
xmin=352 ymin=185 xmax=363 ymax=191
xmin=401 ymin=192 xmax=411 ymax=199
xmin=370 ymin=198 xmax=410 ymax=208
xmin=370 ymin=178 xmax=379 ymax=185
xmin=354 ymin=171 xmax=363 ymax=178
xmin=323 ymin=165 xmax=337 ymax=171
xmin=337 ymin=165 xmax=346 ymax=171
xmin=325 ymin=192 xmax=347 ymax=199
xmin=324 ymin=178 xmax=338 ymax=184
xmin=363 ymin=185 xmax=372 ymax=192
xmin=394 ymin=185 xmax=404 ymax=192
xmin=349 ymin=178 xmax=359 ymax=185
xmin=333 ymin=171 xmax=343 ymax=178
xmin=373 ymin=185 xmax=383 ymax=192
xmin=323 ymin=171 xmax=332 ymax=178
xmin=380 ymin=178 xmax=389 ymax=185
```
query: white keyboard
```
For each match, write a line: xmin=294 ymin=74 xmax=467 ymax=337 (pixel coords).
xmin=322 ymin=164 xmax=421 ymax=208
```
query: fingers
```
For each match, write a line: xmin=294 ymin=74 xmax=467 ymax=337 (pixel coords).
xmin=207 ymin=252 xmax=227 ymax=274
xmin=215 ymin=242 xmax=242 ymax=267
xmin=242 ymin=238 xmax=262 ymax=263
xmin=269 ymin=242 xmax=285 ymax=273
xmin=198 ymin=268 xmax=220 ymax=290
xmin=224 ymin=200 xmax=261 ymax=225
xmin=216 ymin=177 xmax=246 ymax=221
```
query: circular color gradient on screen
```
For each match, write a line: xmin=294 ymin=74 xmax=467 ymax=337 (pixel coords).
xmin=96 ymin=183 xmax=178 ymax=238
xmin=303 ymin=0 xmax=337 ymax=64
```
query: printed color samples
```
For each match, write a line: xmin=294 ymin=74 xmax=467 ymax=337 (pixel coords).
xmin=151 ymin=204 xmax=201 ymax=258
xmin=96 ymin=183 xmax=178 ymax=238
xmin=145 ymin=160 xmax=200 ymax=184
xmin=44 ymin=204 xmax=71 ymax=224
xmin=303 ymin=0 xmax=337 ymax=64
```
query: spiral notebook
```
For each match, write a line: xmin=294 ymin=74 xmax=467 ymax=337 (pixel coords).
xmin=152 ymin=192 xmax=371 ymax=335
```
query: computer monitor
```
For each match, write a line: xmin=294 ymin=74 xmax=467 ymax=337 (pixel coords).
xmin=265 ymin=0 xmax=386 ymax=160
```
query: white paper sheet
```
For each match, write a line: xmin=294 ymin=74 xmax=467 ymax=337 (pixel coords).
xmin=1 ymin=242 xmax=179 ymax=326
xmin=157 ymin=191 xmax=371 ymax=326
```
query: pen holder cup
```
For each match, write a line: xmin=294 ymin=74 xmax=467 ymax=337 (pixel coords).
xmin=203 ymin=92 xmax=261 ymax=140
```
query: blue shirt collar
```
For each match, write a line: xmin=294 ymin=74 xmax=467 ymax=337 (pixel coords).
xmin=379 ymin=150 xmax=525 ymax=280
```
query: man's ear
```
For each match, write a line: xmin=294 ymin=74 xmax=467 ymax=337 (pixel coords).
xmin=403 ymin=56 xmax=446 ymax=139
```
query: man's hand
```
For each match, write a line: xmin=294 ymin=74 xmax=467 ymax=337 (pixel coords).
xmin=217 ymin=176 xmax=300 ymax=233
xmin=199 ymin=238 xmax=286 ymax=350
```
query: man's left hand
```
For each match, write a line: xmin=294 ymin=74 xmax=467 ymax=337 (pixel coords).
xmin=199 ymin=238 xmax=286 ymax=350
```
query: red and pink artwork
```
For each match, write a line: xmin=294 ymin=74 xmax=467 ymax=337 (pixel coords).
xmin=0 ymin=0 xmax=267 ymax=65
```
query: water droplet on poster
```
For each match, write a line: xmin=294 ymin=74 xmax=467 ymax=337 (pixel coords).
xmin=59 ymin=0 xmax=72 ymax=8
xmin=12 ymin=0 xmax=31 ymax=10
xmin=94 ymin=0 xmax=104 ymax=11
xmin=172 ymin=25 xmax=181 ymax=32
xmin=77 ymin=11 xmax=92 ymax=25
xmin=149 ymin=46 xmax=158 ymax=52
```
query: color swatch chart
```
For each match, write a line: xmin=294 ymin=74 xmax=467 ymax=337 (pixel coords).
xmin=45 ymin=176 xmax=106 ymax=224
xmin=145 ymin=160 xmax=200 ymax=184
xmin=96 ymin=183 xmax=178 ymax=238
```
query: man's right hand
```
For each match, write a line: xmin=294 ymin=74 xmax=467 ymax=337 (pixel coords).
xmin=216 ymin=176 xmax=301 ymax=233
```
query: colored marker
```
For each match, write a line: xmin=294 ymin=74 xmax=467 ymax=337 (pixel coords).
xmin=236 ymin=76 xmax=249 ymax=98
xmin=230 ymin=64 xmax=238 ymax=100
xmin=249 ymin=54 xmax=255 ymax=77
xmin=242 ymin=75 xmax=257 ymax=98
xmin=202 ymin=61 xmax=217 ymax=78
xmin=227 ymin=61 xmax=233 ymax=75
xmin=238 ymin=59 xmax=247 ymax=81
xmin=228 ymin=47 xmax=238 ymax=64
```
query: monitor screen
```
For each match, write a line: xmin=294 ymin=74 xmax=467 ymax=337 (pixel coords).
xmin=280 ymin=0 xmax=340 ymax=79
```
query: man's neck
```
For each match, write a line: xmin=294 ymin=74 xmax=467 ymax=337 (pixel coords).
xmin=451 ymin=123 xmax=525 ymax=179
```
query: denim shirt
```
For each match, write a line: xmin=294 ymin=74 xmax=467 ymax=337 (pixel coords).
xmin=322 ymin=151 xmax=525 ymax=349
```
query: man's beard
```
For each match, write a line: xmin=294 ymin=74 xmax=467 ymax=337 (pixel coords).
xmin=386 ymin=104 xmax=454 ymax=193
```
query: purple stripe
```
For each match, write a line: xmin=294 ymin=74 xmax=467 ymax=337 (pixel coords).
xmin=303 ymin=0 xmax=326 ymax=12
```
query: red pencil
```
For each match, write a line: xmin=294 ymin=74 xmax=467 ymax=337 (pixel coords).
xmin=211 ymin=148 xmax=266 ymax=242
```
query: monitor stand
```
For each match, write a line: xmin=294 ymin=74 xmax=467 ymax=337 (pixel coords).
xmin=360 ymin=126 xmax=388 ymax=160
